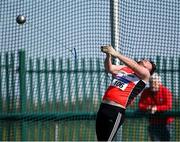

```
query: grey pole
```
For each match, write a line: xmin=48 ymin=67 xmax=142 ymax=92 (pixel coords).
xmin=110 ymin=0 xmax=122 ymax=141
xmin=110 ymin=0 xmax=120 ymax=65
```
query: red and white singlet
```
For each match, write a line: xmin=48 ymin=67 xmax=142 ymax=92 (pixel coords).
xmin=103 ymin=66 xmax=146 ymax=108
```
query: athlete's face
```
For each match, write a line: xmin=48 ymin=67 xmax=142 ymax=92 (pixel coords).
xmin=137 ymin=59 xmax=153 ymax=73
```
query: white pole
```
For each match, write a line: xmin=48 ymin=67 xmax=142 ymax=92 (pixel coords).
xmin=111 ymin=0 xmax=122 ymax=141
xmin=111 ymin=0 xmax=120 ymax=65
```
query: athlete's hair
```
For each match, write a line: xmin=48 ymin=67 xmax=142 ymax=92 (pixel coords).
xmin=149 ymin=61 xmax=156 ymax=75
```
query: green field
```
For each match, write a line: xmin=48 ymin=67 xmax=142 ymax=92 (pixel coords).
xmin=0 ymin=117 xmax=180 ymax=141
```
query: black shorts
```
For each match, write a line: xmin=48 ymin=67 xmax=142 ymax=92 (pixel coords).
xmin=96 ymin=103 xmax=125 ymax=141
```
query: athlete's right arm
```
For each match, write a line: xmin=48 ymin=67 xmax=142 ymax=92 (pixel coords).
xmin=104 ymin=53 xmax=124 ymax=74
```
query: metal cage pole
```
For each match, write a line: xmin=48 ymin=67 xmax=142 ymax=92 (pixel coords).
xmin=110 ymin=0 xmax=122 ymax=141
xmin=110 ymin=0 xmax=120 ymax=65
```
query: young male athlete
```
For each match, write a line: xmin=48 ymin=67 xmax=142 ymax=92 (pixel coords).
xmin=96 ymin=45 xmax=156 ymax=141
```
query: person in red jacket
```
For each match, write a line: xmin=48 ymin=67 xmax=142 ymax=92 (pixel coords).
xmin=138 ymin=73 xmax=174 ymax=141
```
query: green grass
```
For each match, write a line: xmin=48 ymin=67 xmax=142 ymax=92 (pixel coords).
xmin=0 ymin=118 xmax=179 ymax=141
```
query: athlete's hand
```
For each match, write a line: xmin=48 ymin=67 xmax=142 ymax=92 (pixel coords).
xmin=101 ymin=45 xmax=112 ymax=53
xmin=101 ymin=45 xmax=118 ymax=57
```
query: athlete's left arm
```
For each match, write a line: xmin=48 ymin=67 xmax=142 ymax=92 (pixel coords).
xmin=104 ymin=53 xmax=124 ymax=74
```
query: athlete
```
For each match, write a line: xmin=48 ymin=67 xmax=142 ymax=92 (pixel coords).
xmin=96 ymin=45 xmax=156 ymax=141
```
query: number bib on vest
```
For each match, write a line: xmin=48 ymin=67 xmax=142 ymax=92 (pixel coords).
xmin=111 ymin=78 xmax=129 ymax=90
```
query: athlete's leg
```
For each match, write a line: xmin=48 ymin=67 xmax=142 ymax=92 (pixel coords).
xmin=96 ymin=103 xmax=125 ymax=141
